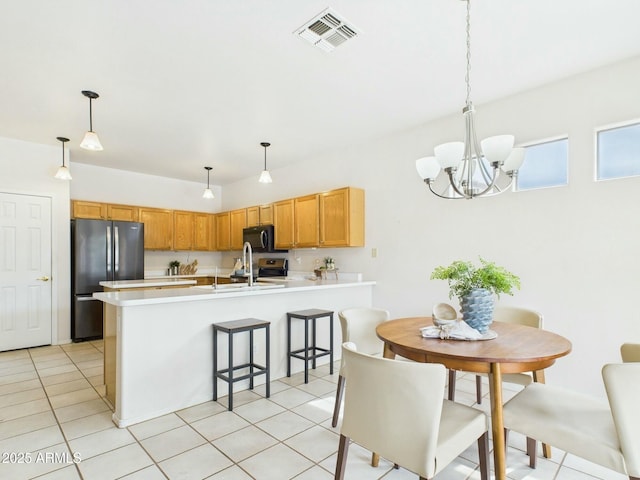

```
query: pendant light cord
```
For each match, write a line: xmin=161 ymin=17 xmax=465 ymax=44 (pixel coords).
xmin=465 ymin=0 xmax=472 ymax=107
xmin=88 ymin=98 xmax=93 ymax=132
xmin=264 ymin=146 xmax=267 ymax=170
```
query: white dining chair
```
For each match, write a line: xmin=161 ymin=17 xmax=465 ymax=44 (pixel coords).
xmin=621 ymin=343 xmax=640 ymax=362
xmin=331 ymin=307 xmax=390 ymax=428
xmin=502 ymin=362 xmax=640 ymax=479
xmin=335 ymin=342 xmax=490 ymax=480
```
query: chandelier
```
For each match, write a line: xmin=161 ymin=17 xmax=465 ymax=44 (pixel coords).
xmin=415 ymin=0 xmax=525 ymax=199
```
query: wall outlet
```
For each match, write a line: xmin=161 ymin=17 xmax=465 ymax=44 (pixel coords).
xmin=371 ymin=247 xmax=378 ymax=258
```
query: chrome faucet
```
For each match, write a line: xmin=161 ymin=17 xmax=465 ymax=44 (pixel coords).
xmin=242 ymin=241 xmax=254 ymax=287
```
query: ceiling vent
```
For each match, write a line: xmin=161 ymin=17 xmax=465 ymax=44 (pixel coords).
xmin=294 ymin=8 xmax=360 ymax=52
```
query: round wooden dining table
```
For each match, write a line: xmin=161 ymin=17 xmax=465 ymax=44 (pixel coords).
xmin=376 ymin=317 xmax=572 ymax=480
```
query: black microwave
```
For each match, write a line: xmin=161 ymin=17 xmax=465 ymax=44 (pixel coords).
xmin=242 ymin=225 xmax=286 ymax=252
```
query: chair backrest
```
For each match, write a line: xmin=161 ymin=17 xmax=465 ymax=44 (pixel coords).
xmin=620 ymin=343 xmax=640 ymax=362
xmin=338 ymin=307 xmax=390 ymax=356
xmin=493 ymin=306 xmax=543 ymax=329
xmin=602 ymin=363 xmax=640 ymax=477
xmin=340 ymin=342 xmax=445 ymax=478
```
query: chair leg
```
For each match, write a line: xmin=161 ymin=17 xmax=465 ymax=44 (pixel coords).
xmin=448 ymin=369 xmax=457 ymax=401
xmin=331 ymin=375 xmax=345 ymax=427
xmin=335 ymin=434 xmax=350 ymax=479
xmin=477 ymin=432 xmax=490 ymax=480
xmin=526 ymin=437 xmax=537 ymax=469
xmin=371 ymin=452 xmax=379 ymax=467
xmin=475 ymin=375 xmax=483 ymax=404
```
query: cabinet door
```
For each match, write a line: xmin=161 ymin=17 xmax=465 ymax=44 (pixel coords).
xmin=139 ymin=207 xmax=174 ymax=250
xmin=246 ymin=207 xmax=260 ymax=227
xmin=173 ymin=211 xmax=194 ymax=250
xmin=273 ymin=199 xmax=295 ymax=249
xmin=215 ymin=212 xmax=231 ymax=251
xmin=107 ymin=204 xmax=139 ymax=222
xmin=71 ymin=200 xmax=106 ymax=219
xmin=320 ymin=187 xmax=365 ymax=247
xmin=207 ymin=214 xmax=217 ymax=251
xmin=259 ymin=205 xmax=273 ymax=225
xmin=193 ymin=213 xmax=210 ymax=251
xmin=295 ymin=194 xmax=319 ymax=247
xmin=229 ymin=209 xmax=247 ymax=250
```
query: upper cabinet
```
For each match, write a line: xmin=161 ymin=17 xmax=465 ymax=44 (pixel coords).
xmin=139 ymin=207 xmax=174 ymax=250
xmin=229 ymin=208 xmax=247 ymax=250
xmin=274 ymin=199 xmax=295 ymax=249
xmin=215 ymin=212 xmax=231 ymax=251
xmin=294 ymin=194 xmax=319 ymax=248
xmin=247 ymin=205 xmax=274 ymax=227
xmin=173 ymin=211 xmax=210 ymax=251
xmin=319 ymin=187 xmax=364 ymax=247
xmin=107 ymin=204 xmax=139 ymax=222
xmin=72 ymin=200 xmax=139 ymax=222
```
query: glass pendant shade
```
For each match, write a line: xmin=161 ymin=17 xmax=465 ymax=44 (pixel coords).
xmin=259 ymin=170 xmax=273 ymax=184
xmin=434 ymin=142 xmax=465 ymax=169
xmin=80 ymin=131 xmax=103 ymax=151
xmin=415 ymin=156 xmax=441 ymax=180
xmin=502 ymin=147 xmax=526 ymax=172
xmin=54 ymin=165 xmax=72 ymax=180
xmin=480 ymin=135 xmax=514 ymax=165
xmin=202 ymin=166 xmax=214 ymax=198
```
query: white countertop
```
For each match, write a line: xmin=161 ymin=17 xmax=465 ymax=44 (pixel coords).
xmin=99 ymin=278 xmax=197 ymax=289
xmin=94 ymin=278 xmax=375 ymax=306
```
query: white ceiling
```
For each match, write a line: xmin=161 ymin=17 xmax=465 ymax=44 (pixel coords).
xmin=2 ymin=0 xmax=640 ymax=185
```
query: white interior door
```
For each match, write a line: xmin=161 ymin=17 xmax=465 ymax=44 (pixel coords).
xmin=0 ymin=193 xmax=52 ymax=351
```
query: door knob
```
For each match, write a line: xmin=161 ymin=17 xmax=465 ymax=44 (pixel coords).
xmin=37 ymin=276 xmax=50 ymax=282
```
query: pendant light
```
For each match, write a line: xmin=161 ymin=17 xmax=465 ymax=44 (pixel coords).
xmin=54 ymin=137 xmax=72 ymax=180
xmin=202 ymin=166 xmax=214 ymax=199
xmin=80 ymin=90 xmax=104 ymax=151
xmin=258 ymin=142 xmax=273 ymax=184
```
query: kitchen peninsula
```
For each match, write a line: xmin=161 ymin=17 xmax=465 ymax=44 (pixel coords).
xmin=93 ymin=277 xmax=375 ymax=427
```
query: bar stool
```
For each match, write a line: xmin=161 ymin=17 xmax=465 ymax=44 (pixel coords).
xmin=212 ymin=318 xmax=270 ymax=411
xmin=287 ymin=308 xmax=334 ymax=383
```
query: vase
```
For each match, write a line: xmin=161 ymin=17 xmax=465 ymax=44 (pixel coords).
xmin=460 ymin=288 xmax=494 ymax=333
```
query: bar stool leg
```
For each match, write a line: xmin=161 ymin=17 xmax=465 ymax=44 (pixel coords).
xmin=213 ymin=328 xmax=218 ymax=400
xmin=228 ymin=332 xmax=234 ymax=411
xmin=312 ymin=317 xmax=317 ymax=370
xmin=329 ymin=313 xmax=334 ymax=374
xmin=304 ymin=316 xmax=309 ymax=383
xmin=287 ymin=314 xmax=291 ymax=377
xmin=265 ymin=324 xmax=270 ymax=398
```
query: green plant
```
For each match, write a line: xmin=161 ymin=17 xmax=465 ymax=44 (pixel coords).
xmin=169 ymin=260 xmax=180 ymax=268
xmin=431 ymin=258 xmax=520 ymax=300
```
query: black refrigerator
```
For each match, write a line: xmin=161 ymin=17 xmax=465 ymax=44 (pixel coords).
xmin=71 ymin=219 xmax=144 ymax=341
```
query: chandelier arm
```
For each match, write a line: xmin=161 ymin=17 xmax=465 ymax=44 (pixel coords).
xmin=473 ymin=165 xmax=500 ymax=197
xmin=446 ymin=168 xmax=470 ymax=199
xmin=426 ymin=179 xmax=465 ymax=200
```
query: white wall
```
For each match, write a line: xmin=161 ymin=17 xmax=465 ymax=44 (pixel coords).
xmin=0 ymin=136 xmax=71 ymax=344
xmin=222 ymin=55 xmax=640 ymax=397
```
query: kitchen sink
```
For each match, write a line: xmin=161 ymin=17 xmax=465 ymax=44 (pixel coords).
xmin=192 ymin=282 xmax=285 ymax=292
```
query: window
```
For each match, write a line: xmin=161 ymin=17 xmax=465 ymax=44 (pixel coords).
xmin=516 ymin=138 xmax=568 ymax=191
xmin=597 ymin=122 xmax=640 ymax=180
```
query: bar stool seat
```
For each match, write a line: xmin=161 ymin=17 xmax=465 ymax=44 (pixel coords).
xmin=212 ymin=318 xmax=270 ymax=411
xmin=287 ymin=308 xmax=334 ymax=383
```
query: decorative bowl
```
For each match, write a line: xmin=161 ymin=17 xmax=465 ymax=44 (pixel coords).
xmin=432 ymin=302 xmax=458 ymax=326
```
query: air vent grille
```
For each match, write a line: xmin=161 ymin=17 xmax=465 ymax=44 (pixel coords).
xmin=294 ymin=7 xmax=360 ymax=52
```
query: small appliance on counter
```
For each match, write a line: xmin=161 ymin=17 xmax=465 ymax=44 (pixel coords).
xmin=257 ymin=258 xmax=288 ymax=279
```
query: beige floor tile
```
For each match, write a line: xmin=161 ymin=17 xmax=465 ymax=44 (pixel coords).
xmin=60 ymin=411 xmax=116 ymax=440
xmin=212 ymin=425 xmax=278 ymax=462
xmin=294 ymin=465 xmax=334 ymax=479
xmin=0 ymin=424 xmax=64 ymax=454
xmin=54 ymin=398 xmax=111 ymax=423
xmin=73 ymin=358 xmax=103 ymax=370
xmin=279 ymin=372 xmax=308 ymax=387
xmin=295 ymin=378 xmax=336 ymax=397
xmin=77 ymin=443 xmax=153 ymax=480
xmin=0 ymin=362 xmax=36 ymax=377
xmin=80 ymin=366 xmax=103 ymax=377
xmin=206 ymin=465 xmax=254 ymax=479
xmin=291 ymin=397 xmax=335 ymax=424
xmin=86 ymin=374 xmax=104 ymax=387
xmin=37 ymin=364 xmax=79 ymax=378
xmin=191 ymin=411 xmax=250 ymax=441
xmin=284 ymin=425 xmax=338 ymax=463
xmin=39 ymin=370 xmax=84 ymax=386
xmin=268 ymin=387 xmax=316 ymax=410
xmin=140 ymin=425 xmax=206 ymax=462
xmin=239 ymin=443 xmax=314 ymax=480
xmin=34 ymin=464 xmax=82 ymax=479
xmin=49 ymin=387 xmax=100 ymax=409
xmin=0 ymin=378 xmax=41 ymax=396
xmin=176 ymin=400 xmax=226 ymax=423
xmin=61 ymin=342 xmax=96 ymax=352
xmin=28 ymin=345 xmax=64 ymax=357
xmin=68 ymin=425 xmax=136 ymax=459
xmin=118 ymin=464 xmax=167 ymax=479
xmin=0 ymin=386 xmax=46 ymax=408
xmin=253 ymin=379 xmax=292 ymax=397
xmin=215 ymin=388 xmax=262 ymax=410
xmin=33 ymin=357 xmax=74 ymax=370
xmin=44 ymin=378 xmax=92 ymax=397
xmin=0 ymin=349 xmax=30 ymax=360
xmin=319 ymin=443 xmax=394 ymax=480
xmin=0 ymin=370 xmax=38 ymax=386
xmin=0 ymin=411 xmax=57 ymax=441
xmin=0 ymin=442 xmax=76 ymax=480
xmin=158 ymin=443 xmax=233 ymax=480
xmin=0 ymin=398 xmax=51 ymax=422
xmin=127 ymin=413 xmax=185 ymax=440
xmin=233 ymin=398 xmax=286 ymax=424
xmin=0 ymin=356 xmax=33 ymax=368
xmin=561 ymin=454 xmax=627 ymax=479
xmin=255 ymin=411 xmax=314 ymax=441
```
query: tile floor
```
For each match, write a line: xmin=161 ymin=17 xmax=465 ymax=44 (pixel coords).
xmin=0 ymin=341 xmax=628 ymax=480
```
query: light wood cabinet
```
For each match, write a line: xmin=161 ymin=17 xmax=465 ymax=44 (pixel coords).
xmin=215 ymin=212 xmax=231 ymax=251
xmin=319 ymin=187 xmax=365 ymax=247
xmin=274 ymin=199 xmax=295 ymax=249
xmin=295 ymin=194 xmax=320 ymax=247
xmin=229 ymin=208 xmax=247 ymax=250
xmin=246 ymin=206 xmax=260 ymax=227
xmin=71 ymin=200 xmax=107 ymax=219
xmin=107 ymin=204 xmax=139 ymax=222
xmin=208 ymin=214 xmax=217 ymax=251
xmin=247 ymin=205 xmax=274 ymax=227
xmin=193 ymin=213 xmax=210 ymax=251
xmin=173 ymin=211 xmax=210 ymax=251
xmin=139 ymin=207 xmax=174 ymax=250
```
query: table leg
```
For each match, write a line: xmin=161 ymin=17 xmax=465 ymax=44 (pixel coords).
xmin=489 ymin=363 xmax=506 ymax=480
xmin=532 ymin=369 xmax=552 ymax=459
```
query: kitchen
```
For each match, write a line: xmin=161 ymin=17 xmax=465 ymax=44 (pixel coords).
xmin=1 ymin=1 xmax=640 ymax=478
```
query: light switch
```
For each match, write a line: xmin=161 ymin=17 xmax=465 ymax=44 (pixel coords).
xmin=371 ymin=248 xmax=378 ymax=258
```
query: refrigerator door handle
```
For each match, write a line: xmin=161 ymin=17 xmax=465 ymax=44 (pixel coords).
xmin=76 ymin=295 xmax=100 ymax=302
xmin=114 ymin=226 xmax=120 ymax=275
xmin=106 ymin=225 xmax=112 ymax=275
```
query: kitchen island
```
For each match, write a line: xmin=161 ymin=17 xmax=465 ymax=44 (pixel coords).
xmin=94 ymin=278 xmax=375 ymax=427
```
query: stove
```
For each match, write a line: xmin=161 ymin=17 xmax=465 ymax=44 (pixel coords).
xmin=257 ymin=258 xmax=288 ymax=278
